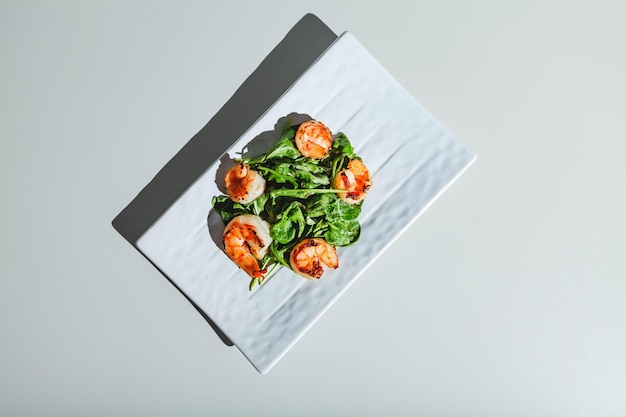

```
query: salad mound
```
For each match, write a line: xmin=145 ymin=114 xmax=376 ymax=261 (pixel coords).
xmin=212 ymin=118 xmax=371 ymax=290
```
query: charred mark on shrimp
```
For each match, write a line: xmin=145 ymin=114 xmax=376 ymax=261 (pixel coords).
xmin=294 ymin=120 xmax=333 ymax=159
xmin=289 ymin=238 xmax=338 ymax=279
xmin=224 ymin=163 xmax=266 ymax=204
xmin=333 ymin=159 xmax=372 ymax=204
xmin=223 ymin=214 xmax=272 ymax=279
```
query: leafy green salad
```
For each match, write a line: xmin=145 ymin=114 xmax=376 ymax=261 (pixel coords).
xmin=212 ymin=119 xmax=370 ymax=289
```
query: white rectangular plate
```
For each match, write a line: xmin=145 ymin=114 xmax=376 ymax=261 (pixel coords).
xmin=137 ymin=32 xmax=476 ymax=374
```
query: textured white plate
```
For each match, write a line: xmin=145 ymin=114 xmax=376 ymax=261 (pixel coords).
xmin=137 ymin=32 xmax=476 ymax=374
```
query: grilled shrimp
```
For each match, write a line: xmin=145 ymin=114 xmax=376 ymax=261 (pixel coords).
xmin=289 ymin=238 xmax=338 ymax=279
xmin=223 ymin=214 xmax=273 ymax=278
xmin=294 ymin=120 xmax=333 ymax=159
xmin=224 ymin=163 xmax=266 ymax=204
xmin=333 ymin=159 xmax=372 ymax=204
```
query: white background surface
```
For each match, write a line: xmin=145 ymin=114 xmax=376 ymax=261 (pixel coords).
xmin=2 ymin=1 xmax=625 ymax=416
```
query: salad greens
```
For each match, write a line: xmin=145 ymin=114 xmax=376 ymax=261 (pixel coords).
xmin=212 ymin=120 xmax=366 ymax=289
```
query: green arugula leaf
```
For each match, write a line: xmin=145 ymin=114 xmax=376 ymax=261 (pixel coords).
xmin=332 ymin=133 xmax=355 ymax=157
xmin=271 ymin=202 xmax=305 ymax=244
xmin=264 ymin=128 xmax=300 ymax=160
xmin=326 ymin=219 xmax=361 ymax=247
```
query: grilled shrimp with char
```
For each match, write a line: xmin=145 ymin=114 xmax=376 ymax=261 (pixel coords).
xmin=289 ymin=238 xmax=338 ymax=279
xmin=294 ymin=120 xmax=333 ymax=159
xmin=333 ymin=158 xmax=372 ymax=204
xmin=223 ymin=214 xmax=273 ymax=279
xmin=224 ymin=163 xmax=265 ymax=204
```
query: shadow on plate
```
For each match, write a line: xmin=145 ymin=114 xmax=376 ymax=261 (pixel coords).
xmin=111 ymin=15 xmax=337 ymax=347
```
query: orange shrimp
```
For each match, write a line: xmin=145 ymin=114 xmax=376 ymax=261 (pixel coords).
xmin=333 ymin=159 xmax=372 ymax=204
xmin=223 ymin=214 xmax=272 ymax=278
xmin=289 ymin=238 xmax=338 ymax=279
xmin=224 ymin=163 xmax=266 ymax=204
xmin=294 ymin=120 xmax=333 ymax=159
